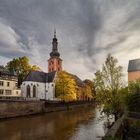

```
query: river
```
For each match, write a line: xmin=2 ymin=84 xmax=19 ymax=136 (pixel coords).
xmin=0 ymin=106 xmax=108 ymax=140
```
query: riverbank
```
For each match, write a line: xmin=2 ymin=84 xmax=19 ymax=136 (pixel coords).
xmin=0 ymin=100 xmax=95 ymax=119
xmin=0 ymin=105 xmax=106 ymax=140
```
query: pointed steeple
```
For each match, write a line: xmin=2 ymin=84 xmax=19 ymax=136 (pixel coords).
xmin=50 ymin=29 xmax=60 ymax=57
xmin=54 ymin=29 xmax=56 ymax=38
xmin=48 ymin=30 xmax=63 ymax=72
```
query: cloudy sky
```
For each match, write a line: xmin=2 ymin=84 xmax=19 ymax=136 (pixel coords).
xmin=0 ymin=0 xmax=140 ymax=81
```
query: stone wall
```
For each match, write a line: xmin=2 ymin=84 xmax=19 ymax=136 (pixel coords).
xmin=0 ymin=100 xmax=44 ymax=119
xmin=0 ymin=100 xmax=95 ymax=119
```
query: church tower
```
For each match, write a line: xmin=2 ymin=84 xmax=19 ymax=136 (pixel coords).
xmin=48 ymin=30 xmax=62 ymax=72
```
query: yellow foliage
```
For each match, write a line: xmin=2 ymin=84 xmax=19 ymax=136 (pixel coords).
xmin=31 ymin=65 xmax=41 ymax=71
xmin=55 ymin=71 xmax=77 ymax=102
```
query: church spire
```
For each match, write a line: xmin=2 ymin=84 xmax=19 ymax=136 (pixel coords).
xmin=48 ymin=31 xmax=63 ymax=73
xmin=50 ymin=29 xmax=60 ymax=57
xmin=54 ymin=29 xmax=56 ymax=38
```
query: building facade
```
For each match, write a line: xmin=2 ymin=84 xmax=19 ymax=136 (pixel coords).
xmin=128 ymin=58 xmax=140 ymax=82
xmin=48 ymin=30 xmax=62 ymax=72
xmin=0 ymin=66 xmax=21 ymax=96
xmin=21 ymin=71 xmax=56 ymax=100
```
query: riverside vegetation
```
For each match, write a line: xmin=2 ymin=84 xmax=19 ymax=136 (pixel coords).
xmin=94 ymin=54 xmax=140 ymax=139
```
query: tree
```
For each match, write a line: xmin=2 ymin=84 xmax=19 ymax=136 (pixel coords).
xmin=55 ymin=71 xmax=77 ymax=102
xmin=6 ymin=56 xmax=41 ymax=87
xmin=31 ymin=65 xmax=41 ymax=71
xmin=94 ymin=54 xmax=124 ymax=121
xmin=127 ymin=79 xmax=140 ymax=112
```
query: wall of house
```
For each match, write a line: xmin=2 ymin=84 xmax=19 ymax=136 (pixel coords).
xmin=128 ymin=71 xmax=140 ymax=82
xmin=0 ymin=78 xmax=20 ymax=96
xmin=21 ymin=81 xmax=55 ymax=100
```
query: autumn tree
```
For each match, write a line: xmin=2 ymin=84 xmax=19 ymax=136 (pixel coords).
xmin=6 ymin=56 xmax=41 ymax=87
xmin=55 ymin=71 xmax=77 ymax=102
xmin=31 ymin=65 xmax=41 ymax=71
xmin=94 ymin=54 xmax=124 ymax=121
xmin=83 ymin=79 xmax=94 ymax=100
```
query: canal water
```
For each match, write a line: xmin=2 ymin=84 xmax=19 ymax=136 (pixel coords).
xmin=0 ymin=106 xmax=108 ymax=140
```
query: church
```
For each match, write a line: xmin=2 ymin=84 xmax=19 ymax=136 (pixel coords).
xmin=21 ymin=31 xmax=62 ymax=100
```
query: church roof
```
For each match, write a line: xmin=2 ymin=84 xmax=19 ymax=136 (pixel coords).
xmin=72 ymin=75 xmax=85 ymax=87
xmin=65 ymin=72 xmax=85 ymax=87
xmin=23 ymin=71 xmax=56 ymax=83
xmin=128 ymin=58 xmax=140 ymax=72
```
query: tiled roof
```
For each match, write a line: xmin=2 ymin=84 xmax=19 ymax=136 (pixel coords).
xmin=128 ymin=58 xmax=140 ymax=72
xmin=24 ymin=71 xmax=56 ymax=83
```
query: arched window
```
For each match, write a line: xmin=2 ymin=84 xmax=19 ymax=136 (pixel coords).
xmin=33 ymin=85 xmax=36 ymax=98
xmin=27 ymin=85 xmax=30 ymax=97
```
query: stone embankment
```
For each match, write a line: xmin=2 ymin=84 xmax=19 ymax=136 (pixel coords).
xmin=0 ymin=100 xmax=95 ymax=119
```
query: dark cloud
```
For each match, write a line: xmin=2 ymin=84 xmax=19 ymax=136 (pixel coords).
xmin=0 ymin=0 xmax=140 ymax=79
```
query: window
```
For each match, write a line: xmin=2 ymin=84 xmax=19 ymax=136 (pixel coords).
xmin=15 ymin=82 xmax=18 ymax=87
xmin=33 ymin=85 xmax=36 ymax=97
xmin=0 ymin=81 xmax=4 ymax=86
xmin=27 ymin=85 xmax=30 ymax=97
xmin=0 ymin=89 xmax=4 ymax=95
xmin=5 ymin=90 xmax=11 ymax=95
xmin=7 ymin=82 xmax=10 ymax=87
xmin=16 ymin=91 xmax=18 ymax=95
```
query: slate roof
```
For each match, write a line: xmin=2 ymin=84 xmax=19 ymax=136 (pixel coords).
xmin=0 ymin=65 xmax=16 ymax=77
xmin=128 ymin=58 xmax=140 ymax=72
xmin=24 ymin=71 xmax=56 ymax=83
xmin=72 ymin=75 xmax=85 ymax=87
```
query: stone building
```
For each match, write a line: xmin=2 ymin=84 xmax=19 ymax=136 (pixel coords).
xmin=0 ymin=66 xmax=21 ymax=96
xmin=128 ymin=58 xmax=140 ymax=82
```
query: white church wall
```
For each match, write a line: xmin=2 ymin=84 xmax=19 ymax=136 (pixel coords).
xmin=45 ymin=82 xmax=55 ymax=100
xmin=21 ymin=81 xmax=45 ymax=99
xmin=21 ymin=81 xmax=55 ymax=100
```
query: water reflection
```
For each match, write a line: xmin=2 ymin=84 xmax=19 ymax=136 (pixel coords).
xmin=0 ymin=106 xmax=107 ymax=140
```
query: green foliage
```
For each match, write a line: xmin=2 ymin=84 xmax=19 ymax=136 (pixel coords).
xmin=94 ymin=54 xmax=124 ymax=120
xmin=6 ymin=56 xmax=41 ymax=87
xmin=127 ymin=79 xmax=140 ymax=112
xmin=55 ymin=71 xmax=77 ymax=102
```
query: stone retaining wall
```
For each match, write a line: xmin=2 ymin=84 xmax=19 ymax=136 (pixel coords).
xmin=0 ymin=100 xmax=44 ymax=119
xmin=0 ymin=100 xmax=95 ymax=119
